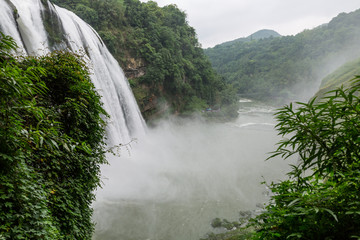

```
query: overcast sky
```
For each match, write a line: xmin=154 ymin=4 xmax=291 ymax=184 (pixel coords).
xmin=141 ymin=0 xmax=360 ymax=48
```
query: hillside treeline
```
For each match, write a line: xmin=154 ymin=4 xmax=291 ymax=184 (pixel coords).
xmin=205 ymin=9 xmax=360 ymax=102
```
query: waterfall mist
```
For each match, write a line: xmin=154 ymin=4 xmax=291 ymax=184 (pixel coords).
xmin=93 ymin=103 xmax=293 ymax=240
xmin=0 ymin=2 xmax=294 ymax=239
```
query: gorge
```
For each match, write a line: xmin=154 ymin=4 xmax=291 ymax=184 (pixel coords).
xmin=0 ymin=1 xmax=292 ymax=239
xmin=2 ymin=0 xmax=359 ymax=239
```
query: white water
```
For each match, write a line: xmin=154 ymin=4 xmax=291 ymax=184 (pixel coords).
xmin=0 ymin=2 xmax=292 ymax=239
xmin=0 ymin=0 xmax=146 ymax=144
xmin=93 ymin=101 xmax=292 ymax=240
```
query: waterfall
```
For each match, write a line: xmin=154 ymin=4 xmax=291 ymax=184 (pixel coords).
xmin=0 ymin=2 xmax=295 ymax=239
xmin=0 ymin=0 xmax=146 ymax=145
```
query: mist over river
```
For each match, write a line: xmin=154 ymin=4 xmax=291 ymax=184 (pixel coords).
xmin=92 ymin=100 xmax=293 ymax=240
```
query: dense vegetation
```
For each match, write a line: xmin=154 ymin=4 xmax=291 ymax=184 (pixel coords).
xmin=0 ymin=32 xmax=107 ymax=239
xmin=202 ymin=75 xmax=360 ymax=240
xmin=249 ymin=77 xmax=360 ymax=239
xmin=205 ymin=9 xmax=360 ymax=103
xmin=50 ymin=0 xmax=236 ymax=119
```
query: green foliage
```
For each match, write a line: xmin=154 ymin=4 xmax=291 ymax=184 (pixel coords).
xmin=205 ymin=9 xmax=360 ymax=102
xmin=250 ymin=76 xmax=360 ymax=239
xmin=75 ymin=4 xmax=99 ymax=26
xmin=210 ymin=218 xmax=241 ymax=230
xmin=272 ymin=83 xmax=360 ymax=177
xmin=252 ymin=171 xmax=360 ymax=240
xmin=0 ymin=32 xmax=107 ymax=239
xmin=50 ymin=0 xmax=235 ymax=119
xmin=122 ymin=0 xmax=227 ymax=113
xmin=182 ymin=96 xmax=207 ymax=114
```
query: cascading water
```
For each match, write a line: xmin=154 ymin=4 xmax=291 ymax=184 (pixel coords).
xmin=0 ymin=2 xmax=293 ymax=239
xmin=0 ymin=0 xmax=146 ymax=145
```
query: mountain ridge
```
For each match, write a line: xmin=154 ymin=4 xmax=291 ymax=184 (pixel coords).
xmin=204 ymin=8 xmax=360 ymax=103
xmin=212 ymin=29 xmax=281 ymax=48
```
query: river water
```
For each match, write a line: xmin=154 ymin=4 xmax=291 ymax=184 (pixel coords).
xmin=92 ymin=100 xmax=292 ymax=240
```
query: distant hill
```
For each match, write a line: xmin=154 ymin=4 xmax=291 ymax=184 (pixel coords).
xmin=216 ymin=29 xmax=281 ymax=47
xmin=204 ymin=9 xmax=360 ymax=103
xmin=249 ymin=29 xmax=281 ymax=39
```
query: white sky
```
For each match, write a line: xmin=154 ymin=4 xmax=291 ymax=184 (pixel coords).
xmin=141 ymin=0 xmax=360 ymax=48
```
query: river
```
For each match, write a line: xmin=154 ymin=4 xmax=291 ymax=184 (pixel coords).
xmin=92 ymin=100 xmax=293 ymax=240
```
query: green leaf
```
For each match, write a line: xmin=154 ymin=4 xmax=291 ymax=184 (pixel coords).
xmin=287 ymin=198 xmax=300 ymax=207
xmin=63 ymin=142 xmax=70 ymax=152
xmin=50 ymin=139 xmax=59 ymax=149
xmin=39 ymin=136 xmax=44 ymax=147
xmin=313 ymin=207 xmax=319 ymax=213
xmin=287 ymin=233 xmax=302 ymax=239
xmin=4 ymin=202 xmax=12 ymax=208
xmin=323 ymin=208 xmax=338 ymax=222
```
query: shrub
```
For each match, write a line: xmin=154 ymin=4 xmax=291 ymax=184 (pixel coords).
xmin=251 ymin=76 xmax=360 ymax=239
xmin=0 ymin=32 xmax=107 ymax=239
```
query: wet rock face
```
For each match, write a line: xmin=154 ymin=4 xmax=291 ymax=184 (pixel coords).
xmin=131 ymin=82 xmax=171 ymax=121
xmin=124 ymin=66 xmax=146 ymax=79
xmin=124 ymin=57 xmax=146 ymax=79
xmin=40 ymin=0 xmax=69 ymax=50
xmin=122 ymin=57 xmax=169 ymax=121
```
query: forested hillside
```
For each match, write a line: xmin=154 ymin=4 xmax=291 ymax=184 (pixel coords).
xmin=50 ymin=0 xmax=236 ymax=119
xmin=205 ymin=9 xmax=360 ymax=102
